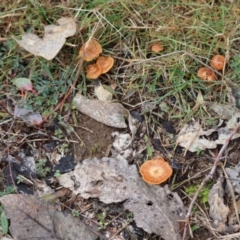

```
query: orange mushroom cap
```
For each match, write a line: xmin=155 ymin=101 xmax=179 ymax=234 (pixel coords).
xmin=139 ymin=158 xmax=172 ymax=184
xmin=197 ymin=67 xmax=216 ymax=81
xmin=210 ymin=55 xmax=226 ymax=71
xmin=151 ymin=42 xmax=164 ymax=53
xmin=79 ymin=39 xmax=102 ymax=62
xmin=86 ymin=63 xmax=102 ymax=79
xmin=96 ymin=56 xmax=114 ymax=74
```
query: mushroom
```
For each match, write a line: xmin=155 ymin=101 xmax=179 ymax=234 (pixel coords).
xmin=197 ymin=67 xmax=216 ymax=81
xmin=139 ymin=158 xmax=172 ymax=184
xmin=86 ymin=63 xmax=102 ymax=79
xmin=151 ymin=42 xmax=164 ymax=53
xmin=96 ymin=56 xmax=114 ymax=74
xmin=210 ymin=55 xmax=226 ymax=71
xmin=79 ymin=39 xmax=102 ymax=61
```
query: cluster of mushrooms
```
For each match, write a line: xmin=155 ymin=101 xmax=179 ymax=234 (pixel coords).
xmin=79 ymin=39 xmax=114 ymax=79
xmin=197 ymin=55 xmax=226 ymax=81
xmin=79 ymin=40 xmax=226 ymax=185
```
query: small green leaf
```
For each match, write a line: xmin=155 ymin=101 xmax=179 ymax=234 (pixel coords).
xmin=13 ymin=77 xmax=33 ymax=91
xmin=1 ymin=211 xmax=9 ymax=234
xmin=147 ymin=145 xmax=153 ymax=157
xmin=191 ymin=224 xmax=200 ymax=232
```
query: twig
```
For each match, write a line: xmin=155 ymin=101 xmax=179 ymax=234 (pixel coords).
xmin=0 ymin=118 xmax=13 ymax=125
xmin=182 ymin=121 xmax=240 ymax=240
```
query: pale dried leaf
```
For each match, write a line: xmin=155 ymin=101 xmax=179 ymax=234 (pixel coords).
xmin=208 ymin=177 xmax=229 ymax=232
xmin=225 ymin=83 xmax=240 ymax=109
xmin=211 ymin=104 xmax=240 ymax=144
xmin=177 ymin=115 xmax=240 ymax=152
xmin=58 ymin=157 xmax=186 ymax=240
xmin=13 ymin=17 xmax=76 ymax=60
xmin=176 ymin=122 xmax=216 ymax=152
xmin=228 ymin=200 xmax=240 ymax=231
xmin=73 ymin=93 xmax=127 ymax=128
xmin=128 ymin=112 xmax=140 ymax=139
xmin=111 ymin=132 xmax=133 ymax=159
xmin=0 ymin=194 xmax=97 ymax=240
xmin=14 ymin=106 xmax=42 ymax=125
xmin=210 ymin=103 xmax=239 ymax=120
xmin=112 ymin=132 xmax=132 ymax=152
xmin=94 ymin=81 xmax=112 ymax=101
xmin=192 ymin=91 xmax=204 ymax=112
xmin=226 ymin=162 xmax=240 ymax=194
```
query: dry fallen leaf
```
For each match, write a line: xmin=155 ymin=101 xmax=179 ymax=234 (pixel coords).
xmin=208 ymin=177 xmax=240 ymax=233
xmin=14 ymin=106 xmax=43 ymax=125
xmin=94 ymin=81 xmax=112 ymax=101
xmin=13 ymin=17 xmax=76 ymax=60
xmin=208 ymin=177 xmax=229 ymax=232
xmin=226 ymin=162 xmax=240 ymax=194
xmin=228 ymin=199 xmax=240 ymax=230
xmin=177 ymin=109 xmax=240 ymax=152
xmin=176 ymin=121 xmax=216 ymax=152
xmin=128 ymin=112 xmax=140 ymax=139
xmin=111 ymin=132 xmax=133 ymax=160
xmin=58 ymin=157 xmax=186 ymax=240
xmin=0 ymin=194 xmax=97 ymax=240
xmin=73 ymin=93 xmax=127 ymax=128
xmin=210 ymin=103 xmax=239 ymax=120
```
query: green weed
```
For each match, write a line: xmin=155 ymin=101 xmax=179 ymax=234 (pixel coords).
xmin=0 ymin=208 xmax=8 ymax=235
xmin=185 ymin=182 xmax=213 ymax=205
xmin=0 ymin=186 xmax=17 ymax=197
xmin=36 ymin=158 xmax=51 ymax=177
xmin=90 ymin=145 xmax=101 ymax=154
xmin=97 ymin=212 xmax=108 ymax=230
xmin=54 ymin=170 xmax=61 ymax=178
xmin=71 ymin=209 xmax=80 ymax=218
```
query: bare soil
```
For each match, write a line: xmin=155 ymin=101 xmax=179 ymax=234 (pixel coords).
xmin=71 ymin=113 xmax=119 ymax=162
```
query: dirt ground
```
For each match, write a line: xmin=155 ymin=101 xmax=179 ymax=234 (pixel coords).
xmin=71 ymin=113 xmax=117 ymax=162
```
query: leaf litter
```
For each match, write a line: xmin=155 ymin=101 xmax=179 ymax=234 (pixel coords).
xmin=94 ymin=80 xmax=113 ymax=102
xmin=176 ymin=103 xmax=240 ymax=152
xmin=14 ymin=105 xmax=43 ymax=125
xmin=0 ymin=194 xmax=98 ymax=240
xmin=58 ymin=157 xmax=186 ymax=240
xmin=73 ymin=93 xmax=128 ymax=128
xmin=13 ymin=17 xmax=76 ymax=60
xmin=208 ymin=177 xmax=230 ymax=232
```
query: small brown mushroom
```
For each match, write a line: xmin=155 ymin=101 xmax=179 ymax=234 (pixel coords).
xmin=151 ymin=42 xmax=164 ymax=53
xmin=139 ymin=158 xmax=172 ymax=184
xmin=210 ymin=55 xmax=226 ymax=71
xmin=197 ymin=67 xmax=216 ymax=81
xmin=86 ymin=63 xmax=102 ymax=79
xmin=79 ymin=39 xmax=102 ymax=62
xmin=96 ymin=56 xmax=114 ymax=74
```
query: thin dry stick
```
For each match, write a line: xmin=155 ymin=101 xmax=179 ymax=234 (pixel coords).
xmin=182 ymin=121 xmax=240 ymax=240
